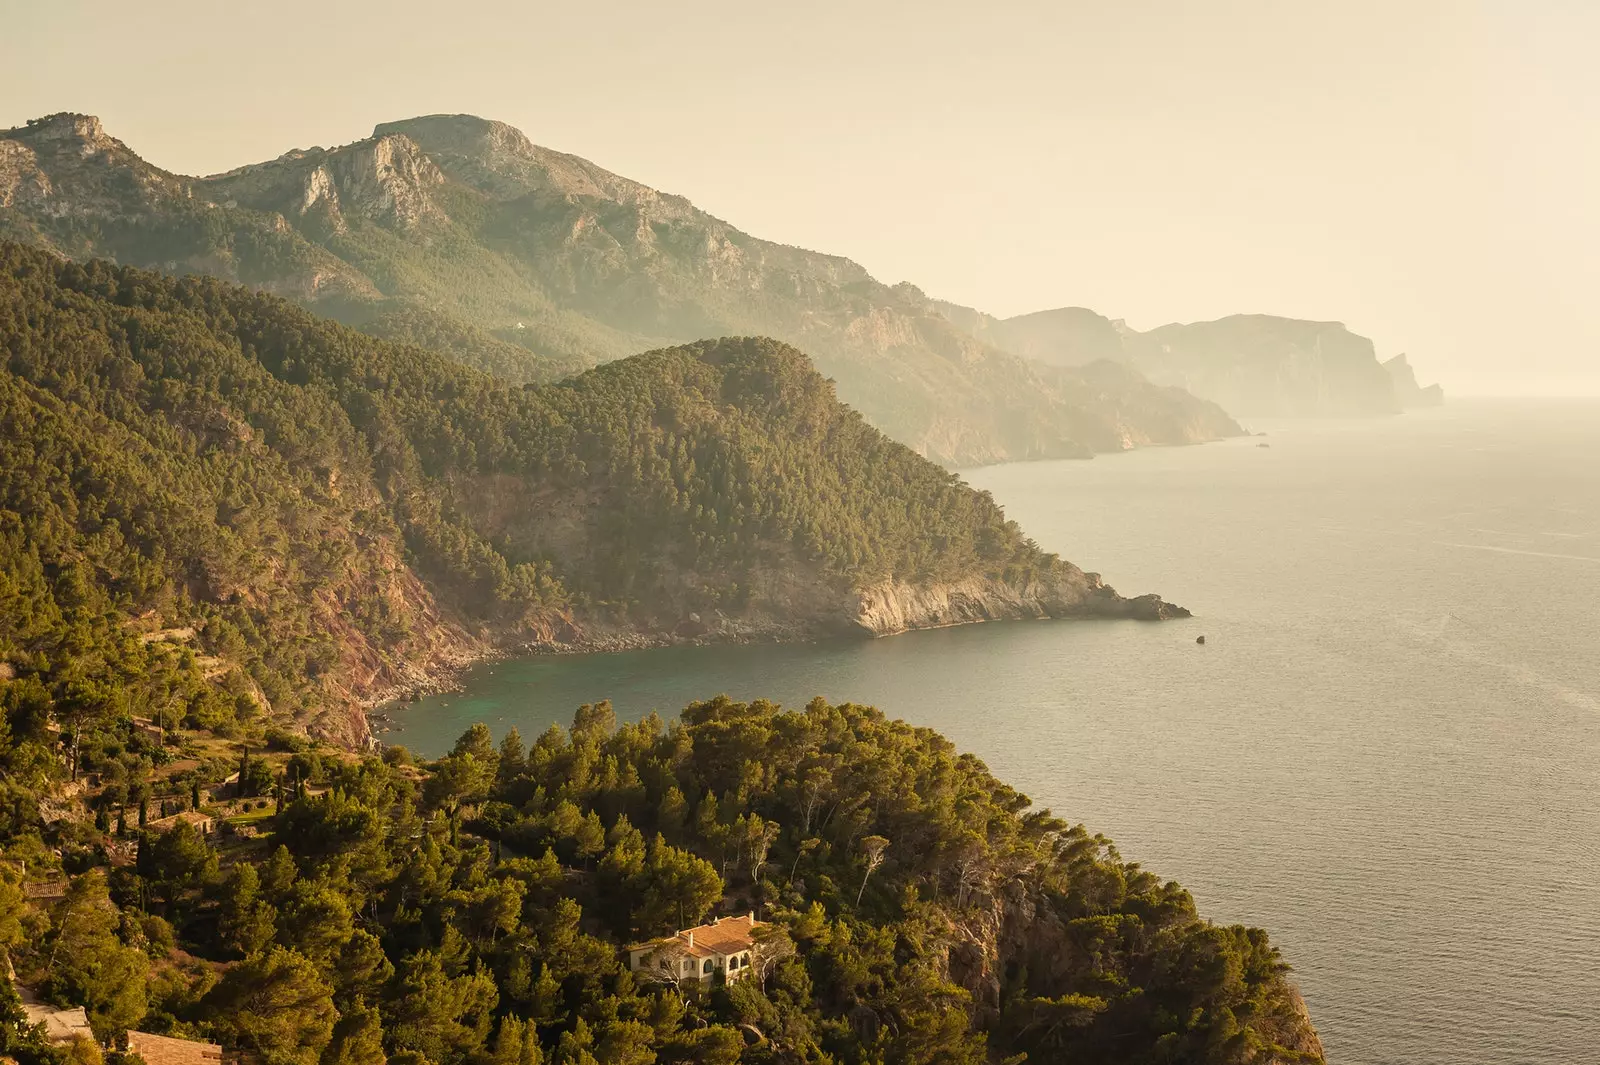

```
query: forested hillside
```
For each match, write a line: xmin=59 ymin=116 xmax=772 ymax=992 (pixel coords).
xmin=0 ymin=244 xmax=1174 ymax=742
xmin=0 ymin=690 xmax=1326 ymax=1065
xmin=0 ymin=112 xmax=1241 ymax=465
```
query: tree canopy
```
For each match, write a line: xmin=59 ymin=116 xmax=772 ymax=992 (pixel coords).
xmin=0 ymin=694 xmax=1324 ymax=1065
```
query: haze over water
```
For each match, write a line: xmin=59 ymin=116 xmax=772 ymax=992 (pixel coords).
xmin=394 ymin=399 xmax=1600 ymax=1065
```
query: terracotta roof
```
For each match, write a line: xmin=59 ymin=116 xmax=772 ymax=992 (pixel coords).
xmin=627 ymin=934 xmax=706 ymax=958
xmin=686 ymin=914 xmax=759 ymax=954
xmin=127 ymin=1031 xmax=224 ymax=1065
xmin=627 ymin=914 xmax=762 ymax=959
xmin=22 ymin=880 xmax=69 ymax=900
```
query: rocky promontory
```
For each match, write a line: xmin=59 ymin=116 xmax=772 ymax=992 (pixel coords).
xmin=1 ymin=251 xmax=1192 ymax=747
xmin=852 ymin=569 xmax=1186 ymax=636
xmin=943 ymin=302 xmax=1446 ymax=420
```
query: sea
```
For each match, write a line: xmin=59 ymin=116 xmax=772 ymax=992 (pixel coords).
xmin=390 ymin=399 xmax=1600 ymax=1065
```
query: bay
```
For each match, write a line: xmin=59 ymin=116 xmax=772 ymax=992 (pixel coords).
xmin=392 ymin=399 xmax=1600 ymax=1065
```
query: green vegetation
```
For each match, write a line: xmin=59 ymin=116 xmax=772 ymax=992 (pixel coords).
xmin=1 ymin=242 xmax=1073 ymax=736
xmin=357 ymin=308 xmax=588 ymax=386
xmin=0 ymin=695 xmax=1324 ymax=1065
xmin=0 ymin=119 xmax=1320 ymax=1065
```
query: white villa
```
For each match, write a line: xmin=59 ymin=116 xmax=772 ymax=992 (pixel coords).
xmin=627 ymin=913 xmax=761 ymax=985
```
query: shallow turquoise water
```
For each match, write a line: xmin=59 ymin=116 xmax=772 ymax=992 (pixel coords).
xmin=393 ymin=400 xmax=1600 ymax=1065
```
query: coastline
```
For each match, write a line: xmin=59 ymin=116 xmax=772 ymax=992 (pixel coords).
xmin=360 ymin=580 xmax=1190 ymax=740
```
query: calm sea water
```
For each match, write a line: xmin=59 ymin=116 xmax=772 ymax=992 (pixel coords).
xmin=393 ymin=400 xmax=1600 ymax=1065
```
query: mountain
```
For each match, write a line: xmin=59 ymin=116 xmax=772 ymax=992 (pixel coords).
xmin=0 ymin=112 xmax=1241 ymax=465
xmin=1383 ymin=352 xmax=1445 ymax=408
xmin=948 ymin=302 xmax=1440 ymax=418
xmin=1130 ymin=315 xmax=1403 ymax=417
xmin=0 ymin=244 xmax=1184 ymax=742
xmin=939 ymin=303 xmax=1130 ymax=368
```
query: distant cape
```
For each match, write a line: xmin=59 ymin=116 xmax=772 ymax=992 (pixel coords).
xmin=939 ymin=303 xmax=1444 ymax=418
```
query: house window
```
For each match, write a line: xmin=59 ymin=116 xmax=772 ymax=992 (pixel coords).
xmin=683 ymin=960 xmax=693 ymax=974
xmin=703 ymin=960 xmax=713 ymax=974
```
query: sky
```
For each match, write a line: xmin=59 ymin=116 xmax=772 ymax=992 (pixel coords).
xmin=5 ymin=1 xmax=1597 ymax=395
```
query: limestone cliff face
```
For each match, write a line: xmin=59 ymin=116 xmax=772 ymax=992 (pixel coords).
xmin=202 ymin=133 xmax=447 ymax=231
xmin=0 ymin=113 xmax=190 ymax=220
xmin=0 ymin=140 xmax=52 ymax=209
xmin=851 ymin=568 xmax=1186 ymax=636
xmin=454 ymin=468 xmax=1185 ymax=654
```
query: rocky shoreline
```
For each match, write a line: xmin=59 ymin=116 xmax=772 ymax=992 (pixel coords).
xmin=361 ymin=573 xmax=1190 ymax=737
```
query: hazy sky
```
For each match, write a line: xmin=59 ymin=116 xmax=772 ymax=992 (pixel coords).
xmin=5 ymin=1 xmax=1597 ymax=394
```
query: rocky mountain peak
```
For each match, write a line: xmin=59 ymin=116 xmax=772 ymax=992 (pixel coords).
xmin=14 ymin=112 xmax=115 ymax=154
xmin=372 ymin=113 xmax=696 ymax=219
xmin=373 ymin=113 xmax=536 ymax=164
xmin=0 ymin=113 xmax=187 ymax=216
xmin=336 ymin=132 xmax=446 ymax=227
xmin=199 ymin=131 xmax=446 ymax=231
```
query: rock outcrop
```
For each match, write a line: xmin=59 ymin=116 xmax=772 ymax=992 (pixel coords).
xmin=0 ymin=113 xmax=189 ymax=222
xmin=1383 ymin=352 xmax=1444 ymax=407
xmin=204 ymin=133 xmax=448 ymax=232
xmin=852 ymin=570 xmax=1186 ymax=636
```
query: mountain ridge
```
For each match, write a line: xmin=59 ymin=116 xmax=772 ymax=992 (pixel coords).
xmin=1 ymin=110 xmax=1241 ymax=465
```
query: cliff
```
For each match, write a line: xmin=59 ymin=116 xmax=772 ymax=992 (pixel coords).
xmin=1130 ymin=314 xmax=1400 ymax=416
xmin=941 ymin=302 xmax=1440 ymax=419
xmin=0 ymin=111 xmax=1240 ymax=466
xmin=852 ymin=570 xmax=1185 ymax=636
